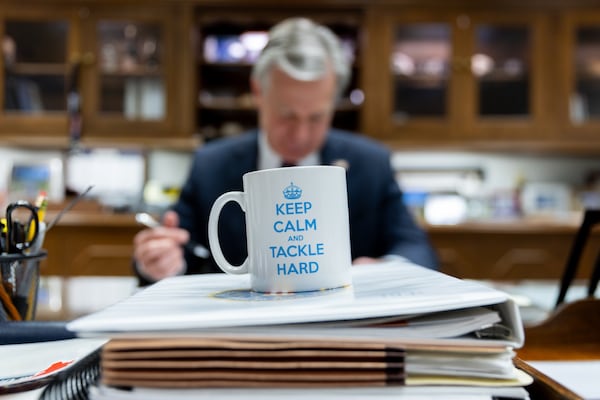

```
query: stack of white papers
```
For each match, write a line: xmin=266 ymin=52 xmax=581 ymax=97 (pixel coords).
xmin=66 ymin=261 xmax=531 ymax=399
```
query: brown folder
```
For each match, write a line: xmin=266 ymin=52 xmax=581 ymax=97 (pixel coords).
xmin=101 ymin=337 xmax=405 ymax=388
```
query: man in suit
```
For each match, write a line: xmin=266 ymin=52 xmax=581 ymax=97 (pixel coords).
xmin=133 ymin=17 xmax=438 ymax=285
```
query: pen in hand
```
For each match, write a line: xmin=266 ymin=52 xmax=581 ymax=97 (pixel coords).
xmin=135 ymin=212 xmax=210 ymax=259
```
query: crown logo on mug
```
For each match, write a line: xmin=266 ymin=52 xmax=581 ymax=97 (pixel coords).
xmin=283 ymin=182 xmax=302 ymax=200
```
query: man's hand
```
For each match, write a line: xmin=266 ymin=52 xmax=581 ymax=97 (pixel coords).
xmin=133 ymin=210 xmax=189 ymax=282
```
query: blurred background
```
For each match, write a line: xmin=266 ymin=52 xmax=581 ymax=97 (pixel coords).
xmin=2 ymin=0 xmax=600 ymax=320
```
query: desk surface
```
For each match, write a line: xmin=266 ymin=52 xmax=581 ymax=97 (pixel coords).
xmin=516 ymin=298 xmax=600 ymax=399
xmin=515 ymin=358 xmax=589 ymax=400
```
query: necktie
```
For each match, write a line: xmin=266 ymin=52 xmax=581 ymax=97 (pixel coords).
xmin=281 ymin=162 xmax=296 ymax=168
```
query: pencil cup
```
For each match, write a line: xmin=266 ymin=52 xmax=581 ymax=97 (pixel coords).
xmin=0 ymin=251 xmax=47 ymax=321
xmin=208 ymin=165 xmax=352 ymax=293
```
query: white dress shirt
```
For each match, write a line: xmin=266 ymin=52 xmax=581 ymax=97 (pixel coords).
xmin=257 ymin=131 xmax=319 ymax=170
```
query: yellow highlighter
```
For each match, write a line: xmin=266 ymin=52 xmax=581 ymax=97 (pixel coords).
xmin=27 ymin=191 xmax=48 ymax=242
xmin=1 ymin=217 xmax=6 ymax=253
xmin=36 ymin=191 xmax=48 ymax=224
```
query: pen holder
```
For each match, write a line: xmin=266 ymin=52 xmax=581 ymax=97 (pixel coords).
xmin=0 ymin=251 xmax=47 ymax=321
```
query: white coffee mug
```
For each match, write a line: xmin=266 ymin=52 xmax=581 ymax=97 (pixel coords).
xmin=208 ymin=165 xmax=352 ymax=293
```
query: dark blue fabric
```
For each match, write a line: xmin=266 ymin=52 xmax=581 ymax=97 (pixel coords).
xmin=169 ymin=129 xmax=438 ymax=277
xmin=0 ymin=321 xmax=76 ymax=344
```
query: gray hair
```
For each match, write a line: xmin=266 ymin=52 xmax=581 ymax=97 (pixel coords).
xmin=251 ymin=17 xmax=351 ymax=99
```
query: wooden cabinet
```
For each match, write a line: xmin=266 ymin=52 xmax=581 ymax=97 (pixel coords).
xmin=364 ymin=8 xmax=552 ymax=146
xmin=39 ymin=212 xmax=142 ymax=277
xmin=429 ymin=223 xmax=600 ymax=280
xmin=3 ymin=0 xmax=600 ymax=151
xmin=194 ymin=8 xmax=364 ymax=140
xmin=1 ymin=2 xmax=195 ymax=146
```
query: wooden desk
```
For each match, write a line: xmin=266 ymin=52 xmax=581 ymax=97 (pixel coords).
xmin=516 ymin=298 xmax=600 ymax=400
xmin=515 ymin=358 xmax=585 ymax=400
xmin=428 ymin=219 xmax=600 ymax=281
xmin=40 ymin=211 xmax=142 ymax=277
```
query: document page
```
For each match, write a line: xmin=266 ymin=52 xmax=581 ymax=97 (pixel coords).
xmin=0 ymin=338 xmax=107 ymax=395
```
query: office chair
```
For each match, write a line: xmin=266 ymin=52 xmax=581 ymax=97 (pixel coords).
xmin=555 ymin=209 xmax=600 ymax=308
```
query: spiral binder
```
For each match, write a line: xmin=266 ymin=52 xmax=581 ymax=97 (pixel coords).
xmin=39 ymin=347 xmax=102 ymax=400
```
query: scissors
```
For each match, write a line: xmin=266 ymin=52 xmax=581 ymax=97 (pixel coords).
xmin=3 ymin=200 xmax=39 ymax=254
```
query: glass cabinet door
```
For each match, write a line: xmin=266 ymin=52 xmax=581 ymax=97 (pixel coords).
xmin=372 ymin=14 xmax=461 ymax=142
xmin=2 ymin=19 xmax=69 ymax=116
xmin=82 ymin=8 xmax=178 ymax=138
xmin=466 ymin=14 xmax=547 ymax=139
xmin=96 ymin=20 xmax=164 ymax=121
xmin=561 ymin=12 xmax=600 ymax=139
xmin=571 ymin=26 xmax=600 ymax=124
xmin=1 ymin=7 xmax=78 ymax=139
xmin=472 ymin=24 xmax=531 ymax=118
xmin=391 ymin=23 xmax=452 ymax=123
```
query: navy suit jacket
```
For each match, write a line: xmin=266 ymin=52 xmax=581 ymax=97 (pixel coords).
xmin=170 ymin=129 xmax=438 ymax=277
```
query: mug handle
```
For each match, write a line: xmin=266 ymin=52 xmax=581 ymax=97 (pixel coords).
xmin=208 ymin=191 xmax=249 ymax=275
